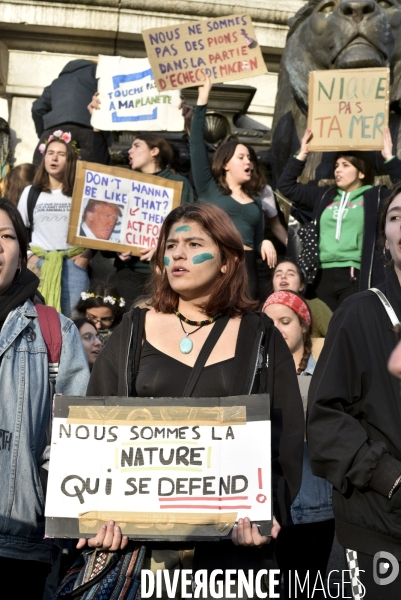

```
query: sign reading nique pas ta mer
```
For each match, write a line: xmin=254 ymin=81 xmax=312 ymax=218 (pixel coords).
xmin=307 ymin=67 xmax=390 ymax=151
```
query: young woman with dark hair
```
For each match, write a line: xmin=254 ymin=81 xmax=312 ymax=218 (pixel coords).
xmin=74 ymin=280 xmax=126 ymax=343
xmin=277 ymin=127 xmax=401 ymax=311
xmin=0 ymin=198 xmax=89 ymax=600
xmin=263 ymin=290 xmax=335 ymax=599
xmin=86 ymin=202 xmax=304 ymax=597
xmin=272 ymin=259 xmax=332 ymax=337
xmin=88 ymin=96 xmax=195 ymax=308
xmin=307 ymin=183 xmax=401 ymax=599
xmin=73 ymin=317 xmax=104 ymax=369
xmin=190 ymin=77 xmax=278 ymax=300
xmin=18 ymin=132 xmax=92 ymax=316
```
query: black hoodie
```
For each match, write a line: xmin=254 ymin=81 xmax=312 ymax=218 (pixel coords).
xmin=32 ymin=60 xmax=97 ymax=136
xmin=308 ymin=268 xmax=401 ymax=559
xmin=87 ymin=308 xmax=304 ymax=569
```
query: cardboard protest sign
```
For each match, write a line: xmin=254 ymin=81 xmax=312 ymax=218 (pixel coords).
xmin=143 ymin=14 xmax=267 ymax=92
xmin=45 ymin=395 xmax=272 ymax=541
xmin=90 ymin=56 xmax=184 ymax=132
xmin=307 ymin=67 xmax=390 ymax=151
xmin=68 ymin=162 xmax=182 ymax=255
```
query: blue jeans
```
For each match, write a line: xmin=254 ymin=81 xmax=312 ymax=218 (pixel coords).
xmin=37 ymin=256 xmax=89 ymax=317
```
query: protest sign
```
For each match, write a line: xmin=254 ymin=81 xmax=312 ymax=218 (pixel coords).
xmin=67 ymin=161 xmax=182 ymax=255
xmin=90 ymin=56 xmax=184 ymax=132
xmin=143 ymin=14 xmax=267 ymax=92
xmin=45 ymin=395 xmax=272 ymax=541
xmin=307 ymin=67 xmax=390 ymax=151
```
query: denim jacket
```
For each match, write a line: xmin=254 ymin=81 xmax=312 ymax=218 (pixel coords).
xmin=0 ymin=300 xmax=89 ymax=563
xmin=290 ymin=354 xmax=334 ymax=525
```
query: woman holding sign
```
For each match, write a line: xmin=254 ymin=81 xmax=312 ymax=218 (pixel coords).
xmin=189 ymin=76 xmax=278 ymax=300
xmin=18 ymin=131 xmax=93 ymax=316
xmin=86 ymin=202 xmax=304 ymax=597
xmin=277 ymin=127 xmax=401 ymax=311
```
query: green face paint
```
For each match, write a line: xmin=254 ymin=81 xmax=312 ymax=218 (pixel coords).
xmin=174 ymin=225 xmax=191 ymax=233
xmin=192 ymin=253 xmax=214 ymax=264
xmin=163 ymin=256 xmax=170 ymax=266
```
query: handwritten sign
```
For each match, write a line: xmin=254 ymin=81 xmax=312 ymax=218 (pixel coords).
xmin=45 ymin=395 xmax=272 ymax=541
xmin=307 ymin=67 xmax=390 ymax=151
xmin=90 ymin=56 xmax=184 ymax=132
xmin=143 ymin=14 xmax=267 ymax=92
xmin=68 ymin=162 xmax=182 ymax=255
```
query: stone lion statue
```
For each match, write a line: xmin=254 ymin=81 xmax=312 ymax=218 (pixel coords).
xmin=271 ymin=0 xmax=401 ymax=185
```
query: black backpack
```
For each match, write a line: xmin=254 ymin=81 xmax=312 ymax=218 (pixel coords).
xmin=26 ymin=185 xmax=41 ymax=241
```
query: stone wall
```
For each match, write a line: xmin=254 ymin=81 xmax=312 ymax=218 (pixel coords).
xmin=0 ymin=0 xmax=306 ymax=163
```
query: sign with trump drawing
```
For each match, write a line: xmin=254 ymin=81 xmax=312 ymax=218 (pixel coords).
xmin=68 ymin=161 xmax=183 ymax=255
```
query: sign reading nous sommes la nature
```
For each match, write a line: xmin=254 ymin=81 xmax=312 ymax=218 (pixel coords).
xmin=90 ymin=55 xmax=184 ymax=132
xmin=45 ymin=396 xmax=272 ymax=541
xmin=67 ymin=162 xmax=182 ymax=256
xmin=307 ymin=67 xmax=390 ymax=151
xmin=142 ymin=14 xmax=267 ymax=92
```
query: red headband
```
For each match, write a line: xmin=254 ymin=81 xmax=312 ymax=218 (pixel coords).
xmin=263 ymin=291 xmax=311 ymax=327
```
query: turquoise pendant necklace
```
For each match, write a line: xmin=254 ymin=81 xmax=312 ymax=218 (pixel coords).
xmin=174 ymin=310 xmax=220 ymax=354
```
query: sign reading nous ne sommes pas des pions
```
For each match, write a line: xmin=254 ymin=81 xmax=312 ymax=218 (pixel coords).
xmin=142 ymin=14 xmax=267 ymax=92
xmin=67 ymin=162 xmax=182 ymax=255
xmin=308 ymin=67 xmax=390 ymax=151
xmin=45 ymin=395 xmax=272 ymax=541
xmin=90 ymin=56 xmax=184 ymax=132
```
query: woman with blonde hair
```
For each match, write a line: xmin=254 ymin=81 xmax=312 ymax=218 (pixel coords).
xmin=1 ymin=163 xmax=37 ymax=206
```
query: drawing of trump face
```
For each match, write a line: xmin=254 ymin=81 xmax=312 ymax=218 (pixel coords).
xmin=83 ymin=201 xmax=121 ymax=240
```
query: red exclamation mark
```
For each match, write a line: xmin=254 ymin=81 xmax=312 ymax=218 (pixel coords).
xmin=256 ymin=468 xmax=267 ymax=503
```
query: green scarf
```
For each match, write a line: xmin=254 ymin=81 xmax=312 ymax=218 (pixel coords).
xmin=30 ymin=246 xmax=85 ymax=312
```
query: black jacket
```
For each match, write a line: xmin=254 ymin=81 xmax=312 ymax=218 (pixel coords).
xmin=32 ymin=60 xmax=97 ymax=136
xmin=277 ymin=156 xmax=401 ymax=290
xmin=307 ymin=269 xmax=401 ymax=559
xmin=87 ymin=308 xmax=304 ymax=569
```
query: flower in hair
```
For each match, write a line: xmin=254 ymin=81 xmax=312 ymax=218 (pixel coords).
xmin=38 ymin=130 xmax=80 ymax=155
xmin=81 ymin=291 xmax=124 ymax=307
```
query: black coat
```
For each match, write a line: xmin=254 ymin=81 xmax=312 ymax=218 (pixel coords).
xmin=308 ymin=269 xmax=401 ymax=558
xmin=87 ymin=307 xmax=304 ymax=569
xmin=277 ymin=156 xmax=401 ymax=290
xmin=32 ymin=60 xmax=97 ymax=136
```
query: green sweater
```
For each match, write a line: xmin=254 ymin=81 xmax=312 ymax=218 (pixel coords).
xmin=129 ymin=167 xmax=194 ymax=274
xmin=319 ymin=185 xmax=372 ymax=270
xmin=190 ymin=104 xmax=264 ymax=254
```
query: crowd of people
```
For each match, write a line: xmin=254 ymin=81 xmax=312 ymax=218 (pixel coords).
xmin=1 ymin=63 xmax=401 ymax=600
